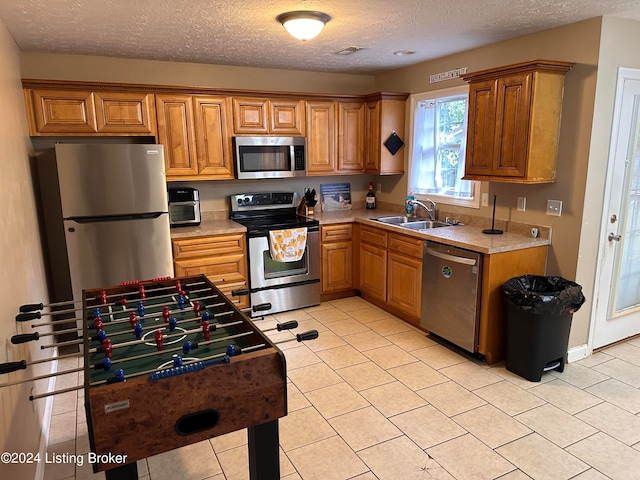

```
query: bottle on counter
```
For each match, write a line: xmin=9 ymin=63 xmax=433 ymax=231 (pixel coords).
xmin=366 ymin=182 xmax=376 ymax=209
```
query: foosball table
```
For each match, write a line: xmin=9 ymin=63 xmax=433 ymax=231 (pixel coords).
xmin=3 ymin=274 xmax=318 ymax=479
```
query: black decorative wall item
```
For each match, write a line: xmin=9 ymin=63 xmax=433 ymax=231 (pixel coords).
xmin=384 ymin=131 xmax=404 ymax=155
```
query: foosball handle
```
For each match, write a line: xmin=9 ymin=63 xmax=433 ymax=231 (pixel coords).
xmin=15 ymin=312 xmax=42 ymax=322
xmin=19 ymin=303 xmax=44 ymax=313
xmin=296 ymin=330 xmax=319 ymax=342
xmin=0 ymin=360 xmax=27 ymax=374
xmin=231 ymin=288 xmax=249 ymax=296
xmin=11 ymin=333 xmax=40 ymax=344
xmin=277 ymin=321 xmax=298 ymax=331
xmin=252 ymin=303 xmax=272 ymax=312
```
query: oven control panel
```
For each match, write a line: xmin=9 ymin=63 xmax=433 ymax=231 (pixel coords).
xmin=231 ymin=192 xmax=298 ymax=210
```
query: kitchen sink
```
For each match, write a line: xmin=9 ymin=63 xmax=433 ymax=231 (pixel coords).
xmin=374 ymin=216 xmax=452 ymax=230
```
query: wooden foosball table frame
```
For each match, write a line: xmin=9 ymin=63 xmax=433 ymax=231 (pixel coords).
xmin=82 ymin=275 xmax=287 ymax=480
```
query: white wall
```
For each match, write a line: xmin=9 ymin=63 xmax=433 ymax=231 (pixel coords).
xmin=0 ymin=18 xmax=51 ymax=480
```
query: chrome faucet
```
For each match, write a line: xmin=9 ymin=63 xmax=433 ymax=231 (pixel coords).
xmin=409 ymin=199 xmax=437 ymax=221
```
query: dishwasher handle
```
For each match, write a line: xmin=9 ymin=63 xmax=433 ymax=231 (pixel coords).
xmin=425 ymin=247 xmax=477 ymax=266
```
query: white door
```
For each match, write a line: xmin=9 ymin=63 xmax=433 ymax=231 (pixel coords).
xmin=593 ymin=68 xmax=640 ymax=349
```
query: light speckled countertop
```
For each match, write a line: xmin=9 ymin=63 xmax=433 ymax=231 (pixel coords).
xmin=171 ymin=208 xmax=551 ymax=254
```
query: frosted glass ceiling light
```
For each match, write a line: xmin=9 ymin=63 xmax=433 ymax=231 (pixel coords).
xmin=277 ymin=11 xmax=331 ymax=41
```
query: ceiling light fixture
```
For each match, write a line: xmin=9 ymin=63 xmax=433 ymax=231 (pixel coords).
xmin=277 ymin=11 xmax=331 ymax=41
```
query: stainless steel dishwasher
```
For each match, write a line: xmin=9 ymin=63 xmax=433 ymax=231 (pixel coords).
xmin=421 ymin=241 xmax=482 ymax=353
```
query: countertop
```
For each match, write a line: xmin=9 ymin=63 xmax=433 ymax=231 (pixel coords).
xmin=170 ymin=208 xmax=551 ymax=255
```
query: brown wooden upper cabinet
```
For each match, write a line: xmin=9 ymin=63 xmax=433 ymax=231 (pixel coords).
xmin=232 ymin=97 xmax=305 ymax=135
xmin=462 ymin=60 xmax=573 ymax=183
xmin=306 ymin=100 xmax=337 ymax=175
xmin=156 ymin=94 xmax=234 ymax=181
xmin=365 ymin=95 xmax=407 ymax=175
xmin=24 ymin=89 xmax=156 ymax=135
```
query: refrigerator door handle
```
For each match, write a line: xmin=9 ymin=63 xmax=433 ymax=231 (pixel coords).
xmin=68 ymin=212 xmax=165 ymax=223
xmin=425 ymin=247 xmax=477 ymax=266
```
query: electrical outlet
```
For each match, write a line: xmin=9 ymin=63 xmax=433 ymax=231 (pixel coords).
xmin=377 ymin=183 xmax=382 ymax=193
xmin=517 ymin=197 xmax=526 ymax=211
xmin=546 ymin=199 xmax=563 ymax=216
xmin=481 ymin=193 xmax=489 ymax=207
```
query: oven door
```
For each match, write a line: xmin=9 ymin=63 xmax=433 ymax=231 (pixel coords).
xmin=248 ymin=230 xmax=320 ymax=289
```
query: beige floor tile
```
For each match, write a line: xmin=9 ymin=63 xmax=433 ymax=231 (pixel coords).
xmin=307 ymin=306 xmax=352 ymax=323
xmin=387 ymin=361 xmax=448 ymax=390
xmin=347 ymin=473 xmax=379 ymax=480
xmin=592 ymin=358 xmax=640 ymax=387
xmin=514 ymin=404 xmax=597 ymax=448
xmin=528 ymin=379 xmax=604 ymax=415
xmin=302 ymin=302 xmax=336 ymax=314
xmin=278 ymin=406 xmax=336 ymax=452
xmin=585 ymin=378 xmax=640 ymax=413
xmin=281 ymin=474 xmax=302 ymax=480
xmin=496 ymin=470 xmax=535 ymax=479
xmin=336 ymin=361 xmax=395 ymax=391
xmin=566 ymin=432 xmax=640 ymax=480
xmin=287 ymin=435 xmax=368 ymax=480
xmin=146 ymin=441 xmax=222 ymax=480
xmin=390 ymin=405 xmax=466 ymax=449
xmin=52 ymin=390 xmax=78 ymax=416
xmin=286 ymin=316 xmax=329 ymax=335
xmin=429 ymin=433 xmax=515 ymax=480
xmin=346 ymin=306 xmax=391 ymax=323
xmin=329 ymin=296 xmax=374 ymax=312
xmin=286 ymin=382 xmax=311 ymax=412
xmin=304 ymin=382 xmax=368 ymax=419
xmin=360 ymin=381 xmax=426 ymax=417
xmin=497 ymin=433 xmax=588 ymax=480
xmin=439 ymin=360 xmax=503 ymax=390
xmin=601 ymin=343 xmax=640 ymax=367
xmin=75 ymin=422 xmax=90 ymax=454
xmin=410 ymin=344 xmax=467 ymax=369
xmin=282 ymin=344 xmax=322 ymax=370
xmin=329 ymin=406 xmax=402 ymax=451
xmin=215 ymin=445 xmax=295 ymax=480
xmin=287 ymin=362 xmax=342 ymax=393
xmin=453 ymin=404 xmax=532 ymax=448
xmin=474 ymin=380 xmax=546 ymax=416
xmin=272 ymin=309 xmax=313 ymax=323
xmin=342 ymin=330 xmax=392 ymax=352
xmin=74 ymin=459 xmax=105 ymax=480
xmin=48 ymin=411 xmax=77 ymax=446
xmin=365 ymin=317 xmax=413 ymax=336
xmin=209 ymin=429 xmax=247 ymax=453
xmin=576 ymin=351 xmax=614 ymax=368
xmin=548 ymin=362 xmax=610 ymax=389
xmin=417 ymin=381 xmax=486 ymax=417
xmin=44 ymin=439 xmax=76 ymax=480
xmin=385 ymin=330 xmax=437 ymax=351
xmin=570 ymin=468 xmax=615 ymax=479
xmin=358 ymin=435 xmax=450 ymax=480
xmin=362 ymin=344 xmax=418 ymax=369
xmin=326 ymin=318 xmax=370 ymax=336
xmin=315 ymin=345 xmax=369 ymax=370
xmin=304 ymin=329 xmax=347 ymax=352
xmin=575 ymin=402 xmax=640 ymax=445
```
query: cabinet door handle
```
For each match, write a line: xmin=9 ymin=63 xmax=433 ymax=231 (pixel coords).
xmin=608 ymin=233 xmax=621 ymax=242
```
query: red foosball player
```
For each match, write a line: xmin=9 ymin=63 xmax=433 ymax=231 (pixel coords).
xmin=129 ymin=312 xmax=137 ymax=329
xmin=138 ymin=285 xmax=146 ymax=300
xmin=162 ymin=306 xmax=170 ymax=324
xmin=94 ymin=317 xmax=104 ymax=332
xmin=155 ymin=329 xmax=164 ymax=351
xmin=102 ymin=339 xmax=113 ymax=359
xmin=193 ymin=301 xmax=201 ymax=319
xmin=202 ymin=320 xmax=210 ymax=341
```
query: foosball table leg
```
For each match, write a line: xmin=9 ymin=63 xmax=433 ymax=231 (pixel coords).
xmin=247 ymin=419 xmax=280 ymax=480
xmin=105 ymin=462 xmax=138 ymax=480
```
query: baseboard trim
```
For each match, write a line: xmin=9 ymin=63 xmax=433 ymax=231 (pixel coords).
xmin=34 ymin=352 xmax=58 ymax=480
xmin=567 ymin=344 xmax=591 ymax=363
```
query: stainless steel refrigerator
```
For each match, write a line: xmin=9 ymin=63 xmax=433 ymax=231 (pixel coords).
xmin=36 ymin=144 xmax=174 ymax=303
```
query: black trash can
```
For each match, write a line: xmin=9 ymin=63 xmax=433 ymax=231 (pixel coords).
xmin=502 ymin=275 xmax=585 ymax=382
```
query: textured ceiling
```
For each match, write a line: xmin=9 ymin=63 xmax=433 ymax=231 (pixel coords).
xmin=1 ymin=0 xmax=640 ymax=74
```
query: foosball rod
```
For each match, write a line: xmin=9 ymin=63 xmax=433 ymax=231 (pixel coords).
xmin=0 ymin=351 xmax=82 ymax=375
xmin=17 ymin=288 xmax=217 ymax=323
xmin=17 ymin=280 xmax=208 ymax=314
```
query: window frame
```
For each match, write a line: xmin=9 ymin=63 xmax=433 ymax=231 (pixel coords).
xmin=407 ymin=85 xmax=480 ymax=209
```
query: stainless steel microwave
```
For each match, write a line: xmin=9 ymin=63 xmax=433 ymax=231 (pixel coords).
xmin=233 ymin=136 xmax=306 ymax=180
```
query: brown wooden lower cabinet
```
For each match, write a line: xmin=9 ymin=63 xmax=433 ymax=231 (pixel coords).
xmin=172 ymin=233 xmax=249 ymax=309
xmin=320 ymin=224 xmax=356 ymax=300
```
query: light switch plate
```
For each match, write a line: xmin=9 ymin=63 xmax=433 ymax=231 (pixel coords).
xmin=517 ymin=197 xmax=526 ymax=211
xmin=481 ymin=193 xmax=489 ymax=207
xmin=546 ymin=199 xmax=562 ymax=216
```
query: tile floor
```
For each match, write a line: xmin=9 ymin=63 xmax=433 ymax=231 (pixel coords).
xmin=43 ymin=297 xmax=640 ymax=480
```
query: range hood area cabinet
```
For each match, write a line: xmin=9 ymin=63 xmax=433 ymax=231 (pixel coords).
xmin=461 ymin=60 xmax=573 ymax=184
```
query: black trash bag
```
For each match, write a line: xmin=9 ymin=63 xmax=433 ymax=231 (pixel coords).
xmin=503 ymin=275 xmax=586 ymax=316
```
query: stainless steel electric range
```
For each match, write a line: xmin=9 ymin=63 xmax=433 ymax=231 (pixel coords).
xmin=230 ymin=192 xmax=320 ymax=317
